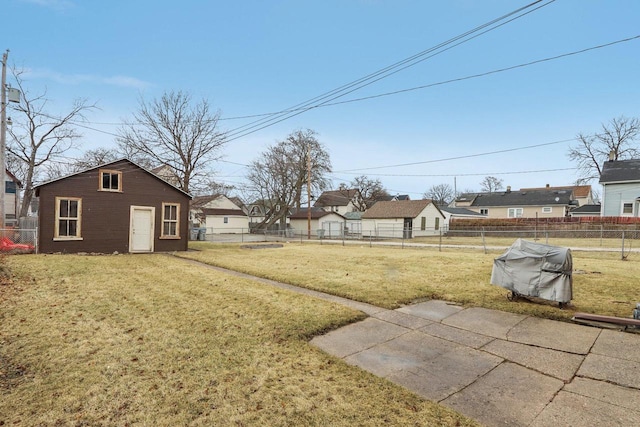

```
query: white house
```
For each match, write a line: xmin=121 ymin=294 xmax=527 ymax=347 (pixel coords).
xmin=361 ymin=199 xmax=445 ymax=238
xmin=191 ymin=194 xmax=248 ymax=233
xmin=599 ymin=158 xmax=640 ymax=217
xmin=289 ymin=208 xmax=345 ymax=237
xmin=313 ymin=189 xmax=362 ymax=215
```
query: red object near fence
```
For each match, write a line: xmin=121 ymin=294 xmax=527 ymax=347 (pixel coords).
xmin=0 ymin=237 xmax=35 ymax=252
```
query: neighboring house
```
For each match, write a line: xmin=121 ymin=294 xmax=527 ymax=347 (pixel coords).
xmin=569 ymin=204 xmax=601 ymax=218
xmin=361 ymin=199 xmax=445 ymax=238
xmin=599 ymin=158 xmax=640 ymax=217
xmin=439 ymin=206 xmax=487 ymax=230
xmin=314 ymin=189 xmax=362 ymax=214
xmin=151 ymin=164 xmax=181 ymax=188
xmin=520 ymin=184 xmax=594 ymax=206
xmin=452 ymin=187 xmax=577 ymax=218
xmin=35 ymin=159 xmax=191 ymax=253
xmin=246 ymin=199 xmax=289 ymax=230
xmin=4 ymin=169 xmax=22 ymax=226
xmin=191 ymin=194 xmax=248 ymax=233
xmin=289 ymin=208 xmax=345 ymax=237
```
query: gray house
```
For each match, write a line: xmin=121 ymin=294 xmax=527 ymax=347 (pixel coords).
xmin=599 ymin=159 xmax=640 ymax=217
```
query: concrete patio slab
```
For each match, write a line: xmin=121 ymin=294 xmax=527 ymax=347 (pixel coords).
xmin=530 ymin=390 xmax=640 ymax=426
xmin=419 ymin=322 xmax=495 ymax=349
xmin=441 ymin=307 xmax=527 ymax=339
xmin=577 ymin=353 xmax=640 ymax=389
xmin=396 ymin=300 xmax=463 ymax=321
xmin=309 ymin=317 xmax=408 ymax=358
xmin=591 ymin=328 xmax=640 ymax=363
xmin=343 ymin=331 xmax=458 ymax=377
xmin=371 ymin=309 xmax=433 ymax=330
xmin=443 ymin=362 xmax=564 ymax=427
xmin=387 ymin=345 xmax=503 ymax=402
xmin=507 ymin=316 xmax=601 ymax=354
xmin=482 ymin=339 xmax=584 ymax=381
xmin=563 ymin=377 xmax=640 ymax=412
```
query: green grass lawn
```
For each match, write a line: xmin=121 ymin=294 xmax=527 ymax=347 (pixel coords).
xmin=0 ymin=254 xmax=476 ymax=426
xmin=183 ymin=241 xmax=640 ymax=320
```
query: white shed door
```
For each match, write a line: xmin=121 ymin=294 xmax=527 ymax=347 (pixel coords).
xmin=130 ymin=206 xmax=154 ymax=253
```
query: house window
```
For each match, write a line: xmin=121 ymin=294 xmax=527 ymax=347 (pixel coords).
xmin=224 ymin=217 xmax=228 ymax=224
xmin=622 ymin=202 xmax=633 ymax=215
xmin=99 ymin=169 xmax=122 ymax=192
xmin=508 ymin=208 xmax=523 ymax=218
xmin=435 ymin=217 xmax=440 ymax=230
xmin=421 ymin=217 xmax=426 ymax=231
xmin=161 ymin=203 xmax=180 ymax=238
xmin=5 ymin=181 xmax=17 ymax=194
xmin=55 ymin=197 xmax=82 ymax=240
xmin=542 ymin=207 xmax=552 ymax=214
xmin=480 ymin=209 xmax=488 ymax=215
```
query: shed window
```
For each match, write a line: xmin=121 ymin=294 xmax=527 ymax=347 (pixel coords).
xmin=99 ymin=169 xmax=122 ymax=192
xmin=224 ymin=217 xmax=229 ymax=224
xmin=420 ymin=217 xmax=426 ymax=231
xmin=508 ymin=208 xmax=523 ymax=218
xmin=480 ymin=209 xmax=488 ymax=215
xmin=161 ymin=203 xmax=180 ymax=238
xmin=435 ymin=217 xmax=440 ymax=230
xmin=542 ymin=207 xmax=552 ymax=213
xmin=55 ymin=197 xmax=82 ymax=240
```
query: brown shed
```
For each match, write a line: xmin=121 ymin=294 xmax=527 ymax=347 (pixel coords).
xmin=35 ymin=159 xmax=192 ymax=254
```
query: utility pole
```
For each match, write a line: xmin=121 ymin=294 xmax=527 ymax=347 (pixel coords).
xmin=306 ymin=144 xmax=311 ymax=240
xmin=0 ymin=50 xmax=8 ymax=229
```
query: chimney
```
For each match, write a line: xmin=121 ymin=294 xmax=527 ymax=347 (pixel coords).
xmin=546 ymin=184 xmax=550 ymax=189
xmin=608 ymin=150 xmax=615 ymax=161
xmin=506 ymin=186 xmax=511 ymax=193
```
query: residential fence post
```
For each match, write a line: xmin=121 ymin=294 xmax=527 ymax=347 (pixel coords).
xmin=369 ymin=231 xmax=372 ymax=248
xmin=439 ymin=228 xmax=442 ymax=252
xmin=621 ymin=230 xmax=626 ymax=260
xmin=545 ymin=231 xmax=549 ymax=245
xmin=600 ymin=224 xmax=603 ymax=247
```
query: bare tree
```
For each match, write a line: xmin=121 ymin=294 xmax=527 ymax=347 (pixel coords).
xmin=245 ymin=129 xmax=331 ymax=229
xmin=7 ymin=68 xmax=97 ymax=217
xmin=348 ymin=175 xmax=389 ymax=211
xmin=568 ymin=116 xmax=640 ymax=184
xmin=43 ymin=147 xmax=120 ymax=180
xmin=480 ymin=176 xmax=504 ymax=193
xmin=117 ymin=90 xmax=226 ymax=194
xmin=423 ymin=183 xmax=454 ymax=206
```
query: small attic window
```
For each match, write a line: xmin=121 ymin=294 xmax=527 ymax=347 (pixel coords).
xmin=99 ymin=169 xmax=122 ymax=192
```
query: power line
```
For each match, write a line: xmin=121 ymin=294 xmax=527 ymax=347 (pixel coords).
xmin=334 ymin=137 xmax=577 ymax=172
xmin=220 ymin=0 xmax=555 ymax=142
xmin=330 ymin=167 xmax=576 ymax=178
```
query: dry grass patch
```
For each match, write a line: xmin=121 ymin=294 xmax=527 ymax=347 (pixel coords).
xmin=183 ymin=242 xmax=640 ymax=320
xmin=0 ymin=254 xmax=476 ymax=426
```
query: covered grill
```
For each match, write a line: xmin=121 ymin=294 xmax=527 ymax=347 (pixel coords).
xmin=491 ymin=239 xmax=573 ymax=306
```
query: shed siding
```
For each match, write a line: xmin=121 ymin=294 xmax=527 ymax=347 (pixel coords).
xmin=205 ymin=214 xmax=249 ymax=233
xmin=38 ymin=160 xmax=190 ymax=253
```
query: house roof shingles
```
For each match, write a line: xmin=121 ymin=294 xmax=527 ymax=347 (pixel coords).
xmin=289 ymin=208 xmax=343 ymax=220
xmin=202 ymin=208 xmax=247 ymax=217
xmin=599 ymin=159 xmax=640 ymax=183
xmin=314 ymin=189 xmax=358 ymax=208
xmin=362 ymin=199 xmax=434 ymax=219
xmin=457 ymin=189 xmax=574 ymax=208
xmin=520 ymin=185 xmax=591 ymax=198
xmin=570 ymin=204 xmax=601 ymax=214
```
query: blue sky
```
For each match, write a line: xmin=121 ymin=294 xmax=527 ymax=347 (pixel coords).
xmin=4 ymin=0 xmax=640 ymax=198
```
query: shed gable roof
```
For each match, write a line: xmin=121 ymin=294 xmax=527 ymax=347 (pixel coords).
xmin=289 ymin=208 xmax=344 ymax=220
xmin=34 ymin=158 xmax=192 ymax=199
xmin=599 ymin=159 xmax=640 ymax=183
xmin=362 ymin=199 xmax=438 ymax=219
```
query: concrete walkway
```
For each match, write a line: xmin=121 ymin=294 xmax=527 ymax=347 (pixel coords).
xmin=176 ymin=257 xmax=640 ymax=426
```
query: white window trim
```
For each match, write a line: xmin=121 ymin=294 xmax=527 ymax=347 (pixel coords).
xmin=621 ymin=201 xmax=634 ymax=216
xmin=507 ymin=207 xmax=523 ymax=218
xmin=160 ymin=202 xmax=181 ymax=239
xmin=98 ymin=169 xmax=123 ymax=192
xmin=54 ymin=196 xmax=83 ymax=241
xmin=542 ymin=207 xmax=552 ymax=214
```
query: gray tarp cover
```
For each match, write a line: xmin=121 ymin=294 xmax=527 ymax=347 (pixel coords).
xmin=491 ymin=238 xmax=573 ymax=303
